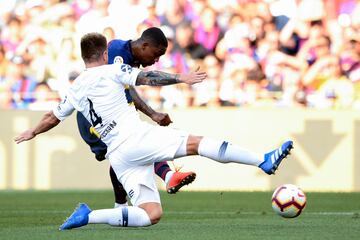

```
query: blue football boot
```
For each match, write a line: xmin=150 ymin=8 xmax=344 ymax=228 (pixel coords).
xmin=259 ymin=140 xmax=293 ymax=175
xmin=59 ymin=203 xmax=92 ymax=230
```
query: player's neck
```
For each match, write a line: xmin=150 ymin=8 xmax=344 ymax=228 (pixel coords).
xmin=85 ymin=61 xmax=105 ymax=69
xmin=130 ymin=40 xmax=141 ymax=67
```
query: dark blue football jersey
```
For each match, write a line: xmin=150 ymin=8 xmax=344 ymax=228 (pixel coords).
xmin=108 ymin=39 xmax=134 ymax=65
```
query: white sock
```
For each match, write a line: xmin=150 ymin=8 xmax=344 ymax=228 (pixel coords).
xmin=114 ymin=202 xmax=128 ymax=208
xmin=164 ymin=171 xmax=174 ymax=185
xmin=88 ymin=206 xmax=151 ymax=227
xmin=198 ymin=137 xmax=263 ymax=166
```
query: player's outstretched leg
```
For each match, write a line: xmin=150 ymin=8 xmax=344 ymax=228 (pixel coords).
xmin=196 ymin=137 xmax=293 ymax=174
xmin=259 ymin=140 xmax=293 ymax=175
xmin=60 ymin=203 xmax=154 ymax=230
xmin=59 ymin=203 xmax=91 ymax=230
xmin=166 ymin=171 xmax=196 ymax=194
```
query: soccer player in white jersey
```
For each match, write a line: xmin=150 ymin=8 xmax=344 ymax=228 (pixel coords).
xmin=78 ymin=27 xmax=197 ymax=206
xmin=15 ymin=33 xmax=293 ymax=230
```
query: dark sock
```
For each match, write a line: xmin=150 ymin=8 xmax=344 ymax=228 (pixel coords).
xmin=154 ymin=161 xmax=172 ymax=181
xmin=109 ymin=167 xmax=127 ymax=204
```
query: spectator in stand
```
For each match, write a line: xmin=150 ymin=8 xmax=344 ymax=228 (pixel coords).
xmin=249 ymin=16 xmax=266 ymax=49
xmin=302 ymin=34 xmax=351 ymax=108
xmin=103 ymin=26 xmax=116 ymax=42
xmin=0 ymin=43 xmax=11 ymax=109
xmin=215 ymin=13 xmax=249 ymax=61
xmin=28 ymin=82 xmax=60 ymax=111
xmin=156 ymin=25 xmax=190 ymax=73
xmin=0 ymin=43 xmax=8 ymax=80
xmin=173 ymin=22 xmax=209 ymax=60
xmin=302 ymin=35 xmax=338 ymax=90
xmin=341 ymin=32 xmax=360 ymax=84
xmin=156 ymin=26 xmax=191 ymax=109
xmin=307 ymin=57 xmax=354 ymax=109
xmin=76 ymin=0 xmax=111 ymax=36
xmin=241 ymin=67 xmax=271 ymax=107
xmin=192 ymin=54 xmax=221 ymax=107
xmin=142 ymin=1 xmax=161 ymax=28
xmin=193 ymin=6 xmax=223 ymax=53
xmin=184 ymin=0 xmax=207 ymax=24
xmin=296 ymin=20 xmax=328 ymax=64
xmin=258 ymin=28 xmax=307 ymax=106
xmin=108 ymin=0 xmax=149 ymax=39
xmin=1 ymin=15 xmax=24 ymax=58
xmin=279 ymin=3 xmax=326 ymax=59
xmin=53 ymin=36 xmax=83 ymax=99
xmin=18 ymin=35 xmax=53 ymax=83
xmin=254 ymin=1 xmax=273 ymax=24
xmin=160 ymin=0 xmax=191 ymax=33
xmin=6 ymin=56 xmax=37 ymax=109
xmin=71 ymin=0 xmax=93 ymax=20
xmin=349 ymin=37 xmax=360 ymax=108
xmin=57 ymin=6 xmax=78 ymax=39
xmin=215 ymin=13 xmax=257 ymax=81
xmin=219 ymin=68 xmax=246 ymax=107
xmin=151 ymin=26 xmax=176 ymax=70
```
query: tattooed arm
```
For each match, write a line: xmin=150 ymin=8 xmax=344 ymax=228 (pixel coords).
xmin=136 ymin=70 xmax=207 ymax=86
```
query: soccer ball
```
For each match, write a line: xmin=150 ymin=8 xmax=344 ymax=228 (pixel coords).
xmin=271 ymin=184 xmax=306 ymax=218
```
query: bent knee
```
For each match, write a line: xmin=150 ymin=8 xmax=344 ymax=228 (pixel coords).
xmin=149 ymin=208 xmax=162 ymax=224
xmin=139 ymin=202 xmax=163 ymax=225
xmin=187 ymin=135 xmax=203 ymax=155
xmin=147 ymin=206 xmax=162 ymax=225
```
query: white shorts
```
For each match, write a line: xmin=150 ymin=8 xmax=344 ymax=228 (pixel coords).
xmin=118 ymin=164 xmax=161 ymax=206
xmin=108 ymin=121 xmax=188 ymax=206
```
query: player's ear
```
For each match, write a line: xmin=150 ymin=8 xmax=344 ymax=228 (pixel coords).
xmin=142 ymin=42 xmax=149 ymax=50
xmin=103 ymin=50 xmax=108 ymax=62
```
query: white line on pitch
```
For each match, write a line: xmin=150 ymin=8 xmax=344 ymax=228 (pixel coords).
xmin=165 ymin=211 xmax=359 ymax=216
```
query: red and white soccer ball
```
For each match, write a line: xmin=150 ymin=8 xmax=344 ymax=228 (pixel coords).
xmin=271 ymin=184 xmax=307 ymax=218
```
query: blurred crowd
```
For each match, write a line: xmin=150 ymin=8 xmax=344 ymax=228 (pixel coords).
xmin=1 ymin=0 xmax=360 ymax=110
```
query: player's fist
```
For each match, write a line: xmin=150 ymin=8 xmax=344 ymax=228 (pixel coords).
xmin=151 ymin=112 xmax=172 ymax=126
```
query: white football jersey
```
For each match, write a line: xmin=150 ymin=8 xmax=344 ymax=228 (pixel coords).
xmin=53 ymin=63 xmax=142 ymax=155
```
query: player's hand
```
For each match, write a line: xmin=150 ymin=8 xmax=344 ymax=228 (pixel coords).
xmin=151 ymin=112 xmax=173 ymax=126
xmin=14 ymin=129 xmax=36 ymax=144
xmin=178 ymin=68 xmax=207 ymax=85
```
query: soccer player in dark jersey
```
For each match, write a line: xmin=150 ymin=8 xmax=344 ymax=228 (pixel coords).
xmin=76 ymin=27 xmax=196 ymax=207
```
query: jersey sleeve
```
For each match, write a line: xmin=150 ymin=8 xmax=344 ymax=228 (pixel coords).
xmin=53 ymin=96 xmax=75 ymax=121
xmin=112 ymin=64 xmax=141 ymax=86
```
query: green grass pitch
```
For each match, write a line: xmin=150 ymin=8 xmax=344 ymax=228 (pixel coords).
xmin=0 ymin=191 xmax=359 ymax=240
